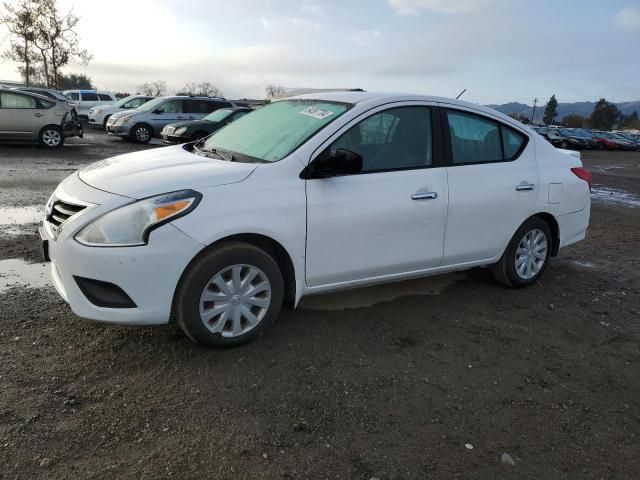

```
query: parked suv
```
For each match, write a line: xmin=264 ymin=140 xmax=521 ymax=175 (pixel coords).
xmin=41 ymin=92 xmax=591 ymax=347
xmin=88 ymin=95 xmax=155 ymax=128
xmin=0 ymin=88 xmax=82 ymax=147
xmin=106 ymin=96 xmax=234 ymax=143
xmin=63 ymin=90 xmax=116 ymax=118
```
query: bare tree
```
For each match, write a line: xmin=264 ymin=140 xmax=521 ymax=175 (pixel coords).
xmin=137 ymin=81 xmax=166 ymax=96
xmin=0 ymin=0 xmax=39 ymax=86
xmin=265 ymin=84 xmax=285 ymax=98
xmin=182 ymin=81 xmax=223 ymax=97
xmin=35 ymin=0 xmax=92 ymax=88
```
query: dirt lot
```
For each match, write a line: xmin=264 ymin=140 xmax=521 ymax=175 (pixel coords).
xmin=1 ymin=130 xmax=639 ymax=479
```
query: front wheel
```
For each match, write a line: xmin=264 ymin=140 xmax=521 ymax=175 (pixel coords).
xmin=131 ymin=123 xmax=152 ymax=143
xmin=39 ymin=126 xmax=64 ymax=148
xmin=560 ymin=140 xmax=569 ymax=149
xmin=175 ymin=242 xmax=284 ymax=347
xmin=492 ymin=217 xmax=552 ymax=288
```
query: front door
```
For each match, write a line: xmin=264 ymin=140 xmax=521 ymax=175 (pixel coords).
xmin=151 ymin=99 xmax=185 ymax=132
xmin=305 ymin=104 xmax=448 ymax=287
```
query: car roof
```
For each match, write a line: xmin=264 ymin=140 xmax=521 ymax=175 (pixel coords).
xmin=286 ymin=91 xmax=521 ymax=121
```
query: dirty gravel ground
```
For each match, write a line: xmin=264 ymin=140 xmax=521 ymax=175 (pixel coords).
xmin=0 ymin=130 xmax=639 ymax=479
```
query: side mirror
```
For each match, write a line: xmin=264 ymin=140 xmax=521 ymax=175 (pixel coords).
xmin=123 ymin=104 xmax=132 ymax=109
xmin=309 ymin=149 xmax=363 ymax=178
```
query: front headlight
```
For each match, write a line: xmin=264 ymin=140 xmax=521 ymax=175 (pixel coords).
xmin=75 ymin=190 xmax=201 ymax=247
xmin=116 ymin=114 xmax=135 ymax=125
xmin=174 ymin=127 xmax=188 ymax=135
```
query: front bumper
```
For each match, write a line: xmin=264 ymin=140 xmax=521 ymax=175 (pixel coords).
xmin=41 ymin=174 xmax=204 ymax=325
xmin=105 ymin=123 xmax=131 ymax=137
xmin=161 ymin=133 xmax=187 ymax=144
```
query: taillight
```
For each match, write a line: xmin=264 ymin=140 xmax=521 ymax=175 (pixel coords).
xmin=571 ymin=167 xmax=592 ymax=191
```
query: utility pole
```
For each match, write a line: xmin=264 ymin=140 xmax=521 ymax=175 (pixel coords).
xmin=531 ymin=98 xmax=538 ymax=124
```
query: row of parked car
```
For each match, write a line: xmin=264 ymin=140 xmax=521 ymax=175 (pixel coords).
xmin=532 ymin=126 xmax=640 ymax=151
xmin=0 ymin=85 xmax=254 ymax=147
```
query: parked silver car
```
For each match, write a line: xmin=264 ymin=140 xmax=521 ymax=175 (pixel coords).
xmin=88 ymin=95 xmax=155 ymax=128
xmin=0 ymin=88 xmax=82 ymax=147
xmin=105 ymin=95 xmax=234 ymax=143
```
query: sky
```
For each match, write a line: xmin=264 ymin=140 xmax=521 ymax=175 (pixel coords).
xmin=1 ymin=0 xmax=639 ymax=104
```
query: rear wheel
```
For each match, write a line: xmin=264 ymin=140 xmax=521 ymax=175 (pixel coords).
xmin=39 ymin=126 xmax=64 ymax=148
xmin=175 ymin=242 xmax=284 ymax=347
xmin=492 ymin=217 xmax=551 ymax=288
xmin=131 ymin=123 xmax=152 ymax=143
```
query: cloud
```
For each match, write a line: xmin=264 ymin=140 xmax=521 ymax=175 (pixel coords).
xmin=387 ymin=0 xmax=485 ymax=15
xmin=260 ymin=17 xmax=272 ymax=30
xmin=616 ymin=5 xmax=640 ymax=29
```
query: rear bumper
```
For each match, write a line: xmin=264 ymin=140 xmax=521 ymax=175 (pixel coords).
xmin=558 ymin=205 xmax=590 ymax=250
xmin=62 ymin=120 xmax=83 ymax=138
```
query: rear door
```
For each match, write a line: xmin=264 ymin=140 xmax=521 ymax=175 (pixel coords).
xmin=440 ymin=105 xmax=538 ymax=265
xmin=0 ymin=91 xmax=45 ymax=140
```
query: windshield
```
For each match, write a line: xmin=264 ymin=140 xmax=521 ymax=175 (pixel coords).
xmin=114 ymin=95 xmax=136 ymax=108
xmin=203 ymin=109 xmax=234 ymax=122
xmin=136 ymin=97 xmax=167 ymax=112
xmin=201 ymin=100 xmax=350 ymax=162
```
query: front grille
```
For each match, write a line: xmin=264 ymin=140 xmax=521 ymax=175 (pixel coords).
xmin=47 ymin=198 xmax=86 ymax=234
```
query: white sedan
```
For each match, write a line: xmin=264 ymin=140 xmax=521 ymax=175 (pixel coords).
xmin=40 ymin=92 xmax=591 ymax=347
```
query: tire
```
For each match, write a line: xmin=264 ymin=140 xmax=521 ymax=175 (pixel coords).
xmin=39 ymin=126 xmax=64 ymax=148
xmin=560 ymin=140 xmax=569 ymax=149
xmin=492 ymin=217 xmax=552 ymax=288
xmin=131 ymin=123 xmax=152 ymax=143
xmin=175 ymin=241 xmax=284 ymax=347
xmin=102 ymin=115 xmax=111 ymax=129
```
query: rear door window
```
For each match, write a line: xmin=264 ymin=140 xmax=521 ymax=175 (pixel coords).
xmin=98 ymin=94 xmax=112 ymax=101
xmin=445 ymin=109 xmax=528 ymax=164
xmin=82 ymin=93 xmax=99 ymax=101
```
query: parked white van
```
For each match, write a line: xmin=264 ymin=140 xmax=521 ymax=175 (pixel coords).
xmin=63 ymin=90 xmax=117 ymax=118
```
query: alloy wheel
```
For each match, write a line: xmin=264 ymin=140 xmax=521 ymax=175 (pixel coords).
xmin=514 ymin=228 xmax=548 ymax=280
xmin=135 ymin=126 xmax=151 ymax=142
xmin=42 ymin=129 xmax=62 ymax=147
xmin=199 ymin=264 xmax=272 ymax=337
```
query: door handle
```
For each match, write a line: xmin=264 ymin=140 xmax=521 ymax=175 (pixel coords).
xmin=411 ymin=192 xmax=438 ymax=200
xmin=515 ymin=183 xmax=535 ymax=191
xmin=34 ymin=113 xmax=44 ymax=117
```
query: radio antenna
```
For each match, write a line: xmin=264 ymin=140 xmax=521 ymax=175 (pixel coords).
xmin=456 ymin=88 xmax=467 ymax=99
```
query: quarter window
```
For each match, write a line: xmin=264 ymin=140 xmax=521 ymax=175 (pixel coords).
xmin=329 ymin=106 xmax=433 ymax=172
xmin=0 ymin=92 xmax=37 ymax=109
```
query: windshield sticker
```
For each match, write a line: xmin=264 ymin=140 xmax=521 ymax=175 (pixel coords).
xmin=298 ymin=106 xmax=334 ymax=120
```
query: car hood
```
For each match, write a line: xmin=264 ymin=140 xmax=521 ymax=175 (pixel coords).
xmin=110 ymin=108 xmax=143 ymax=120
xmin=79 ymin=145 xmax=258 ymax=199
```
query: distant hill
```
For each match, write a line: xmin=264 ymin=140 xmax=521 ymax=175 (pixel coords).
xmin=486 ymin=101 xmax=640 ymax=123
